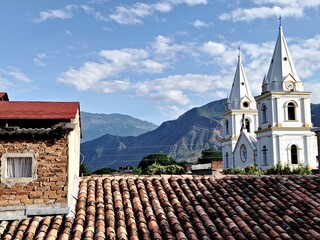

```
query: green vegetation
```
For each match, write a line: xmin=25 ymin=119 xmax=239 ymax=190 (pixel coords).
xmin=136 ymin=153 xmax=185 ymax=175
xmin=138 ymin=153 xmax=175 ymax=171
xmin=223 ymin=162 xmax=313 ymax=175
xmin=265 ymin=162 xmax=312 ymax=175
xmin=79 ymin=163 xmax=91 ymax=176
xmin=146 ymin=163 xmax=184 ymax=175
xmin=92 ymin=167 xmax=115 ymax=175
xmin=197 ymin=148 xmax=222 ymax=164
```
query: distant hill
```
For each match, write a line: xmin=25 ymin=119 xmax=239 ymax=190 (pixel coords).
xmin=80 ymin=112 xmax=158 ymax=142
xmin=311 ymin=104 xmax=320 ymax=127
xmin=81 ymin=100 xmax=320 ymax=171
xmin=81 ymin=99 xmax=226 ymax=171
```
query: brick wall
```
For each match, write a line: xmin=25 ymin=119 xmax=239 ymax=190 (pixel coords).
xmin=0 ymin=136 xmax=69 ymax=208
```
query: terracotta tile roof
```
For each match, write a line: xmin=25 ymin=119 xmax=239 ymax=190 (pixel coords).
xmin=0 ymin=101 xmax=79 ymax=120
xmin=1 ymin=175 xmax=320 ymax=239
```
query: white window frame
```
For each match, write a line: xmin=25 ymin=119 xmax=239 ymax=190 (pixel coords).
xmin=1 ymin=152 xmax=37 ymax=184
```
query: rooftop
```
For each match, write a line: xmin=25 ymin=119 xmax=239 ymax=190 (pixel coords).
xmin=1 ymin=174 xmax=320 ymax=239
xmin=0 ymin=101 xmax=80 ymax=120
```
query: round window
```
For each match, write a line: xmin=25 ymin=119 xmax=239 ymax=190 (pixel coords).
xmin=243 ymin=102 xmax=249 ymax=108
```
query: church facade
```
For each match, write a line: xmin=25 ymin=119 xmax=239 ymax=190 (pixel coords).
xmin=221 ymin=25 xmax=318 ymax=170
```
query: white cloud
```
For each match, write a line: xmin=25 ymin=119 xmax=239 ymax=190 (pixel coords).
xmin=151 ymin=35 xmax=193 ymax=62
xmin=0 ymin=76 xmax=11 ymax=88
xmin=135 ymin=74 xmax=228 ymax=106
xmin=58 ymin=31 xmax=320 ymax=111
xmin=6 ymin=67 xmax=32 ymax=82
xmin=219 ymin=0 xmax=320 ymax=22
xmin=289 ymin=34 xmax=320 ymax=78
xmin=34 ymin=53 xmax=48 ymax=66
xmin=64 ymin=30 xmax=73 ymax=35
xmin=58 ymin=47 xmax=167 ymax=92
xmin=109 ymin=3 xmax=153 ymax=24
xmin=192 ymin=20 xmax=211 ymax=29
xmin=157 ymin=105 xmax=189 ymax=120
xmin=150 ymin=90 xmax=190 ymax=105
xmin=109 ymin=0 xmax=208 ymax=25
xmin=33 ymin=5 xmax=76 ymax=23
xmin=80 ymin=5 xmax=109 ymax=21
xmin=169 ymin=0 xmax=208 ymax=6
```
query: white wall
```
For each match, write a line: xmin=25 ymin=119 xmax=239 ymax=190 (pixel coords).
xmin=67 ymin=110 xmax=81 ymax=213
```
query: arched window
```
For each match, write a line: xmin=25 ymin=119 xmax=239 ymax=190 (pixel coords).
xmin=291 ymin=145 xmax=298 ymax=164
xmin=262 ymin=145 xmax=268 ymax=165
xmin=225 ymin=119 xmax=229 ymax=135
xmin=245 ymin=118 xmax=250 ymax=132
xmin=287 ymin=102 xmax=296 ymax=120
xmin=261 ymin=104 xmax=267 ymax=123
xmin=225 ymin=152 xmax=229 ymax=168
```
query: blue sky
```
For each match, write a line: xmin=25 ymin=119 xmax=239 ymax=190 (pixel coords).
xmin=1 ymin=1 xmax=320 ymax=125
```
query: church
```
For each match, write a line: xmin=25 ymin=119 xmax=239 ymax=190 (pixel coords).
xmin=221 ymin=23 xmax=318 ymax=170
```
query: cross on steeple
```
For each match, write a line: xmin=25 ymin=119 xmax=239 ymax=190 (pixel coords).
xmin=279 ymin=15 xmax=282 ymax=28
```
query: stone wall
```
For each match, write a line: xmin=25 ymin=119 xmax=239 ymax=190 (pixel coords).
xmin=0 ymin=136 xmax=69 ymax=210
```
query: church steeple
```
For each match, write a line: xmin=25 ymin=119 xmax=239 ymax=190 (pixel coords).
xmin=228 ymin=49 xmax=256 ymax=110
xmin=265 ymin=20 xmax=303 ymax=92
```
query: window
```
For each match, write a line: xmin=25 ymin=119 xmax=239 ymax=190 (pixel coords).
xmin=261 ymin=104 xmax=267 ymax=123
xmin=291 ymin=145 xmax=298 ymax=164
xmin=225 ymin=152 xmax=229 ymax=168
xmin=1 ymin=152 xmax=36 ymax=183
xmin=225 ymin=119 xmax=229 ymax=135
xmin=245 ymin=118 xmax=250 ymax=132
xmin=6 ymin=157 xmax=32 ymax=178
xmin=243 ymin=101 xmax=249 ymax=108
xmin=287 ymin=102 xmax=296 ymax=120
xmin=262 ymin=145 xmax=268 ymax=165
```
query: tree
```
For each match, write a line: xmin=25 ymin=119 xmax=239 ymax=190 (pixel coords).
xmin=92 ymin=167 xmax=115 ymax=175
xmin=80 ymin=163 xmax=91 ymax=176
xmin=138 ymin=153 xmax=175 ymax=172
xmin=198 ymin=148 xmax=222 ymax=164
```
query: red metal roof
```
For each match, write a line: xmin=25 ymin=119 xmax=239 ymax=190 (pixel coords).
xmin=0 ymin=101 xmax=79 ymax=120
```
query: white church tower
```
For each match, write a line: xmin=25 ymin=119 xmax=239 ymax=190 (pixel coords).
xmin=222 ymin=51 xmax=258 ymax=168
xmin=255 ymin=23 xmax=318 ymax=169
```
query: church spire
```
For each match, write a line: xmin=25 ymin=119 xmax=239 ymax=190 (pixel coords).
xmin=265 ymin=20 xmax=303 ymax=91
xmin=228 ymin=49 xmax=256 ymax=110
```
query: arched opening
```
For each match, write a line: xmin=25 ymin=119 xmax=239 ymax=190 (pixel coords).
xmin=225 ymin=152 xmax=229 ymax=168
xmin=291 ymin=145 xmax=298 ymax=164
xmin=245 ymin=118 xmax=250 ymax=132
xmin=261 ymin=104 xmax=267 ymax=123
xmin=287 ymin=102 xmax=296 ymax=120
xmin=262 ymin=145 xmax=268 ymax=165
xmin=225 ymin=119 xmax=229 ymax=135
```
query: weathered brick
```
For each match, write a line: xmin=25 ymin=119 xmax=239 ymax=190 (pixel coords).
xmin=0 ymin=200 xmax=9 ymax=205
xmin=0 ymin=137 xmax=69 ymax=208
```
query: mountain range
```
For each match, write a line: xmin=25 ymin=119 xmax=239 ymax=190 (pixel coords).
xmin=80 ymin=112 xmax=158 ymax=142
xmin=81 ymin=99 xmax=320 ymax=171
xmin=81 ymin=99 xmax=226 ymax=171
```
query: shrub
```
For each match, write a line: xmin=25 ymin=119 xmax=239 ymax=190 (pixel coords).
xmin=244 ymin=164 xmax=264 ymax=175
xmin=292 ymin=164 xmax=312 ymax=175
xmin=146 ymin=163 xmax=184 ymax=175
xmin=266 ymin=162 xmax=312 ymax=175
xmin=223 ymin=168 xmax=245 ymax=175
xmin=80 ymin=163 xmax=91 ymax=176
